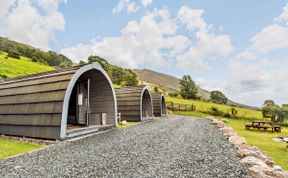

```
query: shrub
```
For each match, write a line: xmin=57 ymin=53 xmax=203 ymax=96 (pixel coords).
xmin=223 ymin=113 xmax=231 ymax=118
xmin=168 ymin=92 xmax=179 ymax=97
xmin=0 ymin=74 xmax=8 ymax=79
xmin=7 ymin=50 xmax=20 ymax=59
xmin=210 ymin=107 xmax=224 ymax=116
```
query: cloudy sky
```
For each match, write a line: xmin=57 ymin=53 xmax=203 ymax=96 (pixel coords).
xmin=0 ymin=0 xmax=288 ymax=107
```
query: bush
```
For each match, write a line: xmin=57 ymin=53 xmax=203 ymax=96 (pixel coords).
xmin=223 ymin=113 xmax=231 ymax=118
xmin=0 ymin=74 xmax=8 ymax=79
xmin=210 ymin=107 xmax=224 ymax=116
xmin=7 ymin=50 xmax=20 ymax=59
xmin=168 ymin=92 xmax=179 ymax=97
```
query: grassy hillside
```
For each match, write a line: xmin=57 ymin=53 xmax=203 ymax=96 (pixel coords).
xmin=166 ymin=97 xmax=263 ymax=120
xmin=0 ymin=51 xmax=54 ymax=80
xmin=133 ymin=69 xmax=210 ymax=98
xmin=134 ymin=68 xmax=257 ymax=109
xmin=0 ymin=37 xmax=72 ymax=67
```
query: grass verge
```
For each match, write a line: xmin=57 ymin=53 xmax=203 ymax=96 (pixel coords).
xmin=0 ymin=138 xmax=44 ymax=159
xmin=116 ymin=122 xmax=139 ymax=128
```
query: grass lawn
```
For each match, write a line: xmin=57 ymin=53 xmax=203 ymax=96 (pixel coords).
xmin=172 ymin=110 xmax=288 ymax=170
xmin=116 ymin=122 xmax=139 ymax=128
xmin=0 ymin=51 xmax=54 ymax=79
xmin=166 ymin=97 xmax=263 ymax=120
xmin=226 ymin=119 xmax=288 ymax=170
xmin=0 ymin=138 xmax=44 ymax=159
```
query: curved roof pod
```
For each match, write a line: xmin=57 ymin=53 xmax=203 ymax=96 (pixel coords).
xmin=0 ymin=63 xmax=117 ymax=140
xmin=116 ymin=85 xmax=153 ymax=122
xmin=151 ymin=93 xmax=167 ymax=117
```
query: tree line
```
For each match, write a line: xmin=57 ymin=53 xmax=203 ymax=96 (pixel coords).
xmin=82 ymin=56 xmax=138 ymax=87
xmin=262 ymin=100 xmax=288 ymax=123
xmin=174 ymin=75 xmax=228 ymax=105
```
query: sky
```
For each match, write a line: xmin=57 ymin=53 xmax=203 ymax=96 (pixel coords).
xmin=0 ymin=0 xmax=288 ymax=107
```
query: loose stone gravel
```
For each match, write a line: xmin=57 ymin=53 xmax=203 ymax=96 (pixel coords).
xmin=0 ymin=116 xmax=248 ymax=178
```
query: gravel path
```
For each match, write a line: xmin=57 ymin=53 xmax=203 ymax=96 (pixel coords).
xmin=0 ymin=116 xmax=248 ymax=178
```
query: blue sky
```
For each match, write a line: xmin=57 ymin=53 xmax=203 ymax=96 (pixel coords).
xmin=1 ymin=0 xmax=288 ymax=106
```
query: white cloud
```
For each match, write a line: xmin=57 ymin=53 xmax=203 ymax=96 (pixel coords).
xmin=226 ymin=3 xmax=288 ymax=106
xmin=141 ymin=0 xmax=152 ymax=6
xmin=62 ymin=7 xmax=232 ymax=71
xmin=62 ymin=8 xmax=185 ymax=66
xmin=176 ymin=6 xmax=234 ymax=71
xmin=113 ymin=0 xmax=153 ymax=13
xmin=0 ymin=0 xmax=66 ymax=50
xmin=251 ymin=24 xmax=288 ymax=52
xmin=275 ymin=3 xmax=288 ymax=24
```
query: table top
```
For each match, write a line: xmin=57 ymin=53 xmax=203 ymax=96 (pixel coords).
xmin=252 ymin=120 xmax=272 ymax=123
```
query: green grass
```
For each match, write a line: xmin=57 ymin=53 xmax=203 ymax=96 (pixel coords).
xmin=166 ymin=97 xmax=263 ymax=120
xmin=0 ymin=51 xmax=54 ymax=79
xmin=0 ymin=138 xmax=44 ymax=159
xmin=172 ymin=110 xmax=288 ymax=170
xmin=116 ymin=122 xmax=139 ymax=128
xmin=113 ymin=84 xmax=121 ymax=89
xmin=226 ymin=119 xmax=288 ymax=170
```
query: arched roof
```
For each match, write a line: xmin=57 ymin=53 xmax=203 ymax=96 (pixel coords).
xmin=116 ymin=85 xmax=153 ymax=122
xmin=0 ymin=63 xmax=117 ymax=139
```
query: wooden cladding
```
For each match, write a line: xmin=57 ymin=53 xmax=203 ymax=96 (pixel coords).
xmin=0 ymin=63 xmax=117 ymax=139
xmin=151 ymin=93 xmax=166 ymax=117
xmin=116 ymin=85 xmax=153 ymax=122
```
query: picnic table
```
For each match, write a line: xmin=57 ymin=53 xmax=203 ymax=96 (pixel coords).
xmin=245 ymin=120 xmax=281 ymax=133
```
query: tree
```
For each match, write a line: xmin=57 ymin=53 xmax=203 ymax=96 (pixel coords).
xmin=264 ymin=100 xmax=275 ymax=106
xmin=7 ymin=50 xmax=20 ymax=59
xmin=179 ymin=75 xmax=198 ymax=99
xmin=79 ymin=60 xmax=86 ymax=65
xmin=261 ymin=101 xmax=288 ymax=123
xmin=210 ymin=91 xmax=228 ymax=104
xmin=154 ymin=86 xmax=159 ymax=93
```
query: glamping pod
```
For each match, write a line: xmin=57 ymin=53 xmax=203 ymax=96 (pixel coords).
xmin=0 ymin=63 xmax=117 ymax=140
xmin=151 ymin=93 xmax=167 ymax=117
xmin=116 ymin=85 xmax=153 ymax=122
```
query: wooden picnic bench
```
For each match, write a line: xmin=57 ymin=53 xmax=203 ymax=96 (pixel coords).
xmin=245 ymin=120 xmax=281 ymax=133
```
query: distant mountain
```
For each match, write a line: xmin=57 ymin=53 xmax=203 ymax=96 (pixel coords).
xmin=133 ymin=69 xmax=256 ymax=109
xmin=133 ymin=69 xmax=210 ymax=99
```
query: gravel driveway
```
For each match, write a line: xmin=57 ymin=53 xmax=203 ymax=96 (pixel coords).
xmin=0 ymin=116 xmax=248 ymax=178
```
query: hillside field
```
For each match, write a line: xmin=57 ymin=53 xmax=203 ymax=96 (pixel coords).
xmin=0 ymin=51 xmax=54 ymax=80
xmin=166 ymin=96 xmax=263 ymax=120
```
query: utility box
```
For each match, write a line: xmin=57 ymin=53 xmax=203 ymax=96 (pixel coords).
xmin=77 ymin=93 xmax=83 ymax=106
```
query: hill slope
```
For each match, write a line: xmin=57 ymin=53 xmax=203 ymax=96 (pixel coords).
xmin=133 ymin=69 xmax=256 ymax=109
xmin=0 ymin=51 xmax=54 ymax=80
xmin=133 ymin=69 xmax=210 ymax=99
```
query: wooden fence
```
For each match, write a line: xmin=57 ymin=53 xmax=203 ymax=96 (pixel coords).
xmin=166 ymin=102 xmax=196 ymax=111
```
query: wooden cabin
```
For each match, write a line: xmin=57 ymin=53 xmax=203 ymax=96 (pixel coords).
xmin=116 ymin=86 xmax=153 ymax=122
xmin=0 ymin=63 xmax=117 ymax=140
xmin=151 ymin=93 xmax=167 ymax=117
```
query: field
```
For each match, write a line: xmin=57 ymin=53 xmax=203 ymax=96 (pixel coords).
xmin=0 ymin=51 xmax=54 ymax=79
xmin=166 ymin=97 xmax=263 ymax=120
xmin=0 ymin=138 xmax=43 ymax=159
